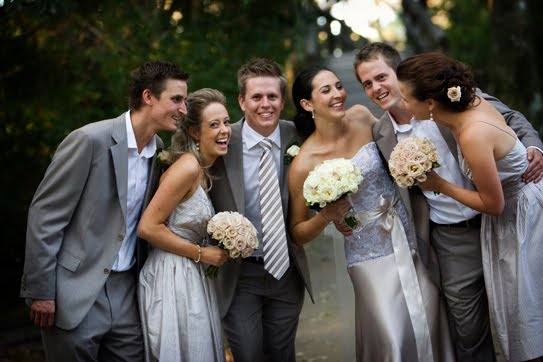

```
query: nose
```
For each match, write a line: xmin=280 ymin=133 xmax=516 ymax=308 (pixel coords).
xmin=371 ymin=82 xmax=381 ymax=94
xmin=179 ymin=101 xmax=187 ymax=115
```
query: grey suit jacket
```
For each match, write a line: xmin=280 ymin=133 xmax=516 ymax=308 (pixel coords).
xmin=372 ymin=90 xmax=543 ymax=284
xmin=20 ymin=113 xmax=163 ymax=330
xmin=209 ymin=119 xmax=313 ymax=318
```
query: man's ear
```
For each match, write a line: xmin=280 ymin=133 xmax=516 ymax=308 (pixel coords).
xmin=238 ymin=95 xmax=246 ymax=113
xmin=142 ymin=89 xmax=154 ymax=106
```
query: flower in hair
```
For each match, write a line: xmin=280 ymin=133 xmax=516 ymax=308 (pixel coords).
xmin=447 ymin=86 xmax=461 ymax=102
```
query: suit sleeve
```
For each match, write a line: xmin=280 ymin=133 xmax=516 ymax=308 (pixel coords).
xmin=480 ymin=89 xmax=543 ymax=149
xmin=21 ymin=129 xmax=94 ymax=300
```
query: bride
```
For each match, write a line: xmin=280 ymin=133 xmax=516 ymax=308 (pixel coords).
xmin=288 ymin=66 xmax=454 ymax=361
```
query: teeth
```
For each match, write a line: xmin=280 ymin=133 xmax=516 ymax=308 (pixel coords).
xmin=260 ymin=112 xmax=272 ymax=117
xmin=377 ymin=93 xmax=388 ymax=100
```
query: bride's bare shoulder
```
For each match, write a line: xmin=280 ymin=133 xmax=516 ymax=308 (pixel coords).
xmin=345 ymin=104 xmax=378 ymax=126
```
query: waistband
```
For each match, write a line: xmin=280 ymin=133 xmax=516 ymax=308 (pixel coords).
xmin=430 ymin=214 xmax=482 ymax=229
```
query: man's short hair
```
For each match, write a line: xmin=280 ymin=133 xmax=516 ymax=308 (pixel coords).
xmin=237 ymin=58 xmax=287 ymax=99
xmin=353 ymin=42 xmax=402 ymax=83
xmin=129 ymin=61 xmax=189 ymax=111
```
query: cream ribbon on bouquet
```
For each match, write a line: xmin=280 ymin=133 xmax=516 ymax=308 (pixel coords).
xmin=355 ymin=193 xmax=434 ymax=362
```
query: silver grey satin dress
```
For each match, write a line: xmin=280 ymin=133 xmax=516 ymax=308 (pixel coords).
xmin=460 ymin=138 xmax=543 ymax=361
xmin=345 ymin=142 xmax=454 ymax=362
xmin=139 ymin=187 xmax=225 ymax=362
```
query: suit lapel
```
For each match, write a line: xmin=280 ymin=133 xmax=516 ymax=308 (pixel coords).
xmin=110 ymin=115 xmax=128 ymax=223
xmin=374 ymin=112 xmax=398 ymax=162
xmin=223 ymin=120 xmax=245 ymax=214
xmin=373 ymin=112 xmax=414 ymax=216
xmin=279 ymin=120 xmax=296 ymax=213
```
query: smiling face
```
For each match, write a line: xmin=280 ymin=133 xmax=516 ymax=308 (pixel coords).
xmin=355 ymin=55 xmax=402 ymax=113
xmin=239 ymin=76 xmax=285 ymax=137
xmin=304 ymin=70 xmax=346 ymax=120
xmin=149 ymin=79 xmax=188 ymax=132
xmin=192 ymin=102 xmax=231 ymax=165
xmin=398 ymin=81 xmax=430 ymax=121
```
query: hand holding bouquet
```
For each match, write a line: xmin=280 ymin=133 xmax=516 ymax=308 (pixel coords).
xmin=389 ymin=136 xmax=440 ymax=189
xmin=205 ymin=211 xmax=259 ymax=278
xmin=303 ymin=158 xmax=363 ymax=229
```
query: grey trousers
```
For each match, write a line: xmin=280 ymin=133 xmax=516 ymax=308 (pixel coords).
xmin=431 ymin=224 xmax=496 ymax=362
xmin=222 ymin=261 xmax=305 ymax=362
xmin=42 ymin=270 xmax=143 ymax=362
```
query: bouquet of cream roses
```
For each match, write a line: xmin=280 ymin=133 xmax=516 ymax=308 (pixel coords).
xmin=303 ymin=158 xmax=363 ymax=228
xmin=389 ymin=136 xmax=440 ymax=188
xmin=205 ymin=211 xmax=259 ymax=278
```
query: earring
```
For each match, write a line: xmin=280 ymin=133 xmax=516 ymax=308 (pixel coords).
xmin=429 ymin=112 xmax=434 ymax=122
xmin=311 ymin=110 xmax=315 ymax=119
xmin=196 ymin=142 xmax=200 ymax=152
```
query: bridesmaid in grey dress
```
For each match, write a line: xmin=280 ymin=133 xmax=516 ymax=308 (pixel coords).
xmin=397 ymin=52 xmax=543 ymax=362
xmin=137 ymin=88 xmax=231 ymax=362
xmin=288 ymin=66 xmax=454 ymax=361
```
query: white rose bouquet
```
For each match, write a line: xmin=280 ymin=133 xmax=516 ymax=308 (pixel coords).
xmin=389 ymin=136 xmax=440 ymax=189
xmin=303 ymin=158 xmax=363 ymax=229
xmin=205 ymin=211 xmax=259 ymax=278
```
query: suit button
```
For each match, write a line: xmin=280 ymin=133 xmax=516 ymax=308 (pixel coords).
xmin=118 ymin=234 xmax=124 ymax=241
xmin=104 ymin=268 xmax=110 ymax=274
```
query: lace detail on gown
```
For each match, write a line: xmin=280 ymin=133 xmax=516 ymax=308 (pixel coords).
xmin=344 ymin=142 xmax=413 ymax=267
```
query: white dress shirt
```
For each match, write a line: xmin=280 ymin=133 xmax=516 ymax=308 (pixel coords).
xmin=242 ymin=121 xmax=283 ymax=257
xmin=389 ymin=113 xmax=479 ymax=224
xmin=112 ymin=112 xmax=156 ymax=271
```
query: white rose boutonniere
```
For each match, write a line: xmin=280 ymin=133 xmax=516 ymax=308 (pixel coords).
xmin=157 ymin=150 xmax=169 ymax=164
xmin=447 ymin=86 xmax=462 ymax=102
xmin=284 ymin=144 xmax=300 ymax=165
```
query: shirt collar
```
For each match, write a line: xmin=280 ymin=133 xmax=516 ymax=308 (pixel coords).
xmin=125 ymin=111 xmax=157 ymax=158
xmin=388 ymin=112 xmax=414 ymax=135
xmin=242 ymin=118 xmax=281 ymax=150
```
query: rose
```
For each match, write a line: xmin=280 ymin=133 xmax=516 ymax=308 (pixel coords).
xmin=205 ymin=211 xmax=259 ymax=278
xmin=447 ymin=86 xmax=461 ymax=102
xmin=284 ymin=143 xmax=300 ymax=165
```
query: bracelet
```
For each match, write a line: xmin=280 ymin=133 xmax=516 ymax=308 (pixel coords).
xmin=318 ymin=212 xmax=331 ymax=224
xmin=194 ymin=245 xmax=202 ymax=263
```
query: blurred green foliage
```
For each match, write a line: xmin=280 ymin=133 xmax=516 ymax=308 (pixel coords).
xmin=430 ymin=0 xmax=542 ymax=134
xmin=0 ymin=0 xmax=314 ymax=314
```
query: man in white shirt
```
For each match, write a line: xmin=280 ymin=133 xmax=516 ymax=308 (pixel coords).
xmin=20 ymin=61 xmax=189 ymax=361
xmin=354 ymin=42 xmax=543 ymax=362
xmin=209 ymin=58 xmax=312 ymax=362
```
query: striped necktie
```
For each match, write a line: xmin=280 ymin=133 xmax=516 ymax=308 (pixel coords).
xmin=258 ymin=138 xmax=289 ymax=279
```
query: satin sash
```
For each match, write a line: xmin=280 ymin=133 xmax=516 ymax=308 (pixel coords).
xmin=356 ymin=193 xmax=434 ymax=362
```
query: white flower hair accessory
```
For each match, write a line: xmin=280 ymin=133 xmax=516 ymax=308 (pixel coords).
xmin=447 ymin=86 xmax=462 ymax=102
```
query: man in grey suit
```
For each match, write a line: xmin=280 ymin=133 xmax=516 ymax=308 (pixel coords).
xmin=354 ymin=42 xmax=543 ymax=362
xmin=209 ymin=58 xmax=312 ymax=362
xmin=20 ymin=61 xmax=189 ymax=361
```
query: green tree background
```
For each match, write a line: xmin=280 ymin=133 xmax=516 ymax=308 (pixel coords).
xmin=1 ymin=0 xmax=542 ymax=345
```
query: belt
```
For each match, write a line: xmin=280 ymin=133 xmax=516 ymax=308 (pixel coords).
xmin=430 ymin=214 xmax=482 ymax=229
xmin=243 ymin=256 xmax=264 ymax=264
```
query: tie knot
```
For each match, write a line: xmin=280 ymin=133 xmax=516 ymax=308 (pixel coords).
xmin=260 ymin=138 xmax=273 ymax=151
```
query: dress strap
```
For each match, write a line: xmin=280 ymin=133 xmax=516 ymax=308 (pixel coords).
xmin=355 ymin=193 xmax=435 ymax=361
xmin=458 ymin=120 xmax=517 ymax=140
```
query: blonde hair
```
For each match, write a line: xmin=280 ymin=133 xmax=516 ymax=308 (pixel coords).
xmin=162 ymin=88 xmax=227 ymax=190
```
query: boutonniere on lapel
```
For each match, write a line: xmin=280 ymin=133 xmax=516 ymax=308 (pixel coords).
xmin=157 ymin=150 xmax=168 ymax=163
xmin=156 ymin=150 xmax=171 ymax=171
xmin=284 ymin=143 xmax=300 ymax=165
